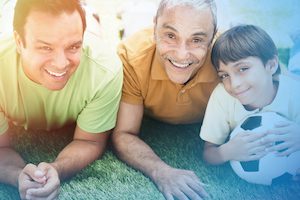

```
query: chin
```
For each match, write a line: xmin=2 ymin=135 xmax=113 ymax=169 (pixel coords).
xmin=44 ymin=83 xmax=67 ymax=91
xmin=166 ymin=71 xmax=188 ymax=84
xmin=169 ymin=76 xmax=189 ymax=84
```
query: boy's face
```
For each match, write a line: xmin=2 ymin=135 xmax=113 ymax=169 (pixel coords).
xmin=154 ymin=5 xmax=215 ymax=84
xmin=218 ymin=56 xmax=278 ymax=109
xmin=15 ymin=10 xmax=83 ymax=91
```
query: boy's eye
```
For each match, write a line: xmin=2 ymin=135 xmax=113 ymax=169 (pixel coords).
xmin=218 ymin=73 xmax=229 ymax=80
xmin=239 ymin=67 xmax=249 ymax=72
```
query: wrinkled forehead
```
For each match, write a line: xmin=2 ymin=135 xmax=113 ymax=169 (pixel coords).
xmin=157 ymin=1 xmax=213 ymax=17
xmin=156 ymin=2 xmax=216 ymax=34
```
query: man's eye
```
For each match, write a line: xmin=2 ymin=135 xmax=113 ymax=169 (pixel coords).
xmin=70 ymin=45 xmax=80 ymax=50
xmin=68 ymin=45 xmax=81 ymax=53
xmin=167 ymin=33 xmax=175 ymax=39
xmin=192 ymin=38 xmax=203 ymax=43
xmin=39 ymin=46 xmax=52 ymax=51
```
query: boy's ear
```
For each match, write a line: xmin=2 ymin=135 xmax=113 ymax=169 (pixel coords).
xmin=266 ymin=56 xmax=279 ymax=75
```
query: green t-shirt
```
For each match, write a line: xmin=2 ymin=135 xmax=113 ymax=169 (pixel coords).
xmin=0 ymin=31 xmax=123 ymax=134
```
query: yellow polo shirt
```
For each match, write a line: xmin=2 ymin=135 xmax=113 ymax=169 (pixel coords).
xmin=118 ymin=28 xmax=219 ymax=124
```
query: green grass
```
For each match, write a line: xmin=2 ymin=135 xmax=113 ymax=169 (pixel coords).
xmin=1 ymin=117 xmax=299 ymax=200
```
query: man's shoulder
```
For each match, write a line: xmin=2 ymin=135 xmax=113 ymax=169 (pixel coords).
xmin=0 ymin=36 xmax=15 ymax=59
xmin=117 ymin=28 xmax=156 ymax=66
xmin=0 ymin=36 xmax=17 ymax=78
xmin=81 ymin=31 xmax=122 ymax=77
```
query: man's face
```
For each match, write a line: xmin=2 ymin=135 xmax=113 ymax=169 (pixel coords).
xmin=154 ymin=5 xmax=215 ymax=84
xmin=15 ymin=10 xmax=83 ymax=90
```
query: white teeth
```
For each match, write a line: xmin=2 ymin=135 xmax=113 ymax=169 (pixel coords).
xmin=46 ymin=69 xmax=66 ymax=77
xmin=170 ymin=60 xmax=191 ymax=68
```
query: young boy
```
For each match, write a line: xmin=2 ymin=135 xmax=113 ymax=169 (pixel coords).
xmin=199 ymin=25 xmax=300 ymax=171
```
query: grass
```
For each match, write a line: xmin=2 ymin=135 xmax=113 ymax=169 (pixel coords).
xmin=0 ymin=1 xmax=297 ymax=199
xmin=1 ymin=116 xmax=299 ymax=200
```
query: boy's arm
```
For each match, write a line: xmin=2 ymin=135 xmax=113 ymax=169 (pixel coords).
xmin=203 ymin=132 xmax=269 ymax=165
xmin=203 ymin=141 xmax=228 ymax=165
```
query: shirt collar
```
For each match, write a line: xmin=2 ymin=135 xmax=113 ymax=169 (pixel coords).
xmin=151 ymin=49 xmax=169 ymax=80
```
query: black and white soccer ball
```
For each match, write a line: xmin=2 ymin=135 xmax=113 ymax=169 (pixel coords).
xmin=229 ymin=112 xmax=300 ymax=185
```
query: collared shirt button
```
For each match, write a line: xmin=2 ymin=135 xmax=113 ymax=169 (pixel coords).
xmin=181 ymin=89 xmax=185 ymax=93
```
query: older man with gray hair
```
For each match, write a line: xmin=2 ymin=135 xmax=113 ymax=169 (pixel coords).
xmin=113 ymin=0 xmax=219 ymax=199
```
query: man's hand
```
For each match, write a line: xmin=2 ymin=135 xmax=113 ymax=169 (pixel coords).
xmin=152 ymin=166 xmax=208 ymax=200
xmin=18 ymin=162 xmax=59 ymax=200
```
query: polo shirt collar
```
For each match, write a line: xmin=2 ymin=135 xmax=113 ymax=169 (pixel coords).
xmin=151 ymin=49 xmax=169 ymax=80
xmin=151 ymin=48 xmax=218 ymax=84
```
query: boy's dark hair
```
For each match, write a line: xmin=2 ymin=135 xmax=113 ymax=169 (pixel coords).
xmin=211 ymin=24 xmax=280 ymax=74
xmin=13 ymin=0 xmax=86 ymax=45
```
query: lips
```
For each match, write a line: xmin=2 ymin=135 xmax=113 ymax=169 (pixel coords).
xmin=168 ymin=59 xmax=192 ymax=69
xmin=45 ymin=69 xmax=67 ymax=77
xmin=233 ymin=88 xmax=250 ymax=98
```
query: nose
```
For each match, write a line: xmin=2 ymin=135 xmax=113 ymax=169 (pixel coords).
xmin=230 ymin=75 xmax=242 ymax=89
xmin=175 ymin=41 xmax=189 ymax=60
xmin=52 ymin=50 xmax=70 ymax=69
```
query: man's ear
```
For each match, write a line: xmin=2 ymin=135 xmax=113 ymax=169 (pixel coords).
xmin=153 ymin=16 xmax=158 ymax=42
xmin=266 ymin=56 xmax=279 ymax=75
xmin=153 ymin=15 xmax=157 ymax=24
xmin=14 ymin=31 xmax=23 ymax=54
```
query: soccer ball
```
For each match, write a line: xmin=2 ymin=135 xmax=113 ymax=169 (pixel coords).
xmin=229 ymin=112 xmax=300 ymax=185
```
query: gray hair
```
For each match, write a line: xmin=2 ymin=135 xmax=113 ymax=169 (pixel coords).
xmin=155 ymin=0 xmax=217 ymax=35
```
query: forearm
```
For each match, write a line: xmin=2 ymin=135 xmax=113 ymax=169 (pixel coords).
xmin=51 ymin=139 xmax=103 ymax=181
xmin=203 ymin=143 xmax=230 ymax=165
xmin=0 ymin=147 xmax=25 ymax=187
xmin=112 ymin=131 xmax=170 ymax=180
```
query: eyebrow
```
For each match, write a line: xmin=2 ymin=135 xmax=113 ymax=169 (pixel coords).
xmin=162 ymin=24 xmax=177 ymax=32
xmin=70 ymin=41 xmax=83 ymax=47
xmin=162 ymin=24 xmax=208 ymax=37
xmin=217 ymin=61 xmax=251 ymax=72
xmin=232 ymin=61 xmax=250 ymax=68
xmin=36 ymin=39 xmax=51 ymax=45
xmin=36 ymin=40 xmax=83 ymax=47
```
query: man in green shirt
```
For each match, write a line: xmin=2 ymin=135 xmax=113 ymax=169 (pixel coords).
xmin=0 ymin=0 xmax=122 ymax=199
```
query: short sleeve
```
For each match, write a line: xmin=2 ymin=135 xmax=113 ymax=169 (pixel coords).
xmin=77 ymin=68 xmax=123 ymax=133
xmin=199 ymin=84 xmax=231 ymax=145
xmin=117 ymin=43 xmax=143 ymax=105
xmin=0 ymin=112 xmax=9 ymax=135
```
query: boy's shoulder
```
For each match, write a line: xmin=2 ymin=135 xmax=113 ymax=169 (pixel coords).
xmin=212 ymin=83 xmax=233 ymax=98
xmin=280 ymin=73 xmax=300 ymax=88
xmin=209 ymin=83 xmax=239 ymax=106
